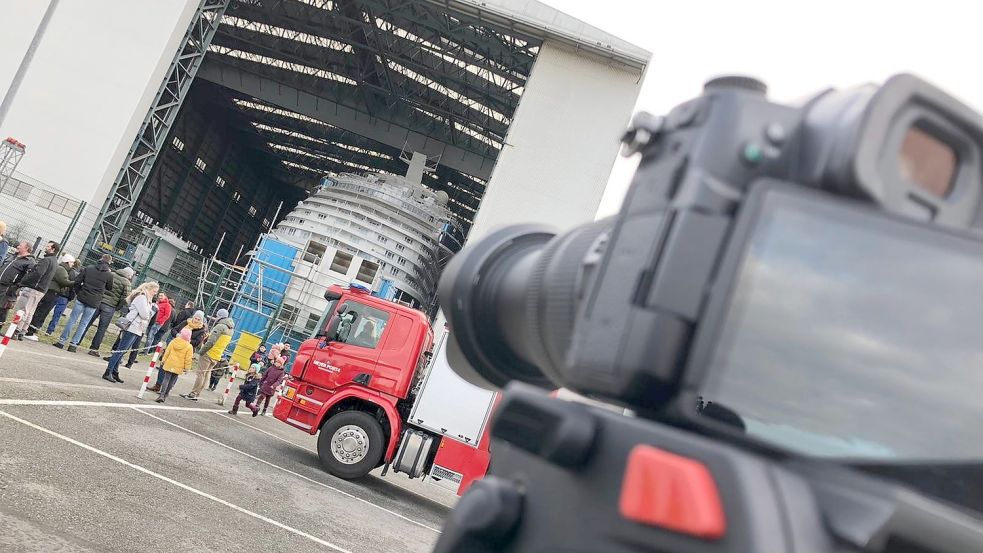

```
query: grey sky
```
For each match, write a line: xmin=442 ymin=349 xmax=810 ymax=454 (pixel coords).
xmin=0 ymin=0 xmax=188 ymax=203
xmin=1 ymin=0 xmax=981 ymax=210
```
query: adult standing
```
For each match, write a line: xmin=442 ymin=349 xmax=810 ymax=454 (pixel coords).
xmin=103 ymin=281 xmax=158 ymax=383
xmin=145 ymin=293 xmax=172 ymax=353
xmin=169 ymin=301 xmax=196 ymax=339
xmin=47 ymin=259 xmax=82 ymax=334
xmin=181 ymin=308 xmax=233 ymax=401
xmin=56 ymin=254 xmax=113 ymax=352
xmin=0 ymin=241 xmax=36 ymax=323
xmin=86 ymin=266 xmax=133 ymax=357
xmin=25 ymin=252 xmax=74 ymax=340
xmin=13 ymin=241 xmax=58 ymax=340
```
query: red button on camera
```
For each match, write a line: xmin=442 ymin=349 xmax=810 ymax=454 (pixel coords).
xmin=619 ymin=445 xmax=726 ymax=540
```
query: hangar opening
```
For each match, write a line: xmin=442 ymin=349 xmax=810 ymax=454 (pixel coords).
xmin=79 ymin=0 xmax=648 ymax=345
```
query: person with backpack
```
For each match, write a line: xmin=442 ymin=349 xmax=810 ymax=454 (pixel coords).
xmin=55 ymin=254 xmax=113 ymax=352
xmin=25 ymin=252 xmax=75 ymax=340
xmin=0 ymin=241 xmax=36 ymax=323
xmin=45 ymin=258 xmax=80 ymax=334
xmin=13 ymin=241 xmax=58 ymax=340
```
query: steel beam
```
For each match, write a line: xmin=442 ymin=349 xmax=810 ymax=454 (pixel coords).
xmin=82 ymin=0 xmax=231 ymax=256
xmin=198 ymin=59 xmax=496 ymax=179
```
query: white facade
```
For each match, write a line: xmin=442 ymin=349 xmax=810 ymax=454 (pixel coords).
xmin=468 ymin=40 xmax=646 ymax=241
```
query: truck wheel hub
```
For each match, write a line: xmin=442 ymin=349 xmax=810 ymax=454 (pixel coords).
xmin=331 ymin=425 xmax=369 ymax=464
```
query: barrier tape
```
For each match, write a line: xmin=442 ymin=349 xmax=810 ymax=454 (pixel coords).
xmin=136 ymin=343 xmax=164 ymax=399
xmin=0 ymin=311 xmax=24 ymax=361
xmin=218 ymin=363 xmax=240 ymax=406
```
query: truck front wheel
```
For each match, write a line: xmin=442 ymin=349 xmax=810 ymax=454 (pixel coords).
xmin=317 ymin=411 xmax=385 ymax=479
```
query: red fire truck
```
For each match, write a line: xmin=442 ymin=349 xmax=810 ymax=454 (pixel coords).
xmin=273 ymin=284 xmax=496 ymax=495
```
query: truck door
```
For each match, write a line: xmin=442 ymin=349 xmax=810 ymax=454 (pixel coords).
xmin=307 ymin=301 xmax=392 ymax=391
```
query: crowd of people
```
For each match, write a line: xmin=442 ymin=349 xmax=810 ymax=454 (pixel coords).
xmin=0 ymin=223 xmax=289 ymax=410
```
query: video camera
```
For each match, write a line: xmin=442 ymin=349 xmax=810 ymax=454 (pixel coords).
xmin=433 ymin=75 xmax=983 ymax=552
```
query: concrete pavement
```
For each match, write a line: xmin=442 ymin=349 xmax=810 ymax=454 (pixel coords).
xmin=0 ymin=341 xmax=455 ymax=553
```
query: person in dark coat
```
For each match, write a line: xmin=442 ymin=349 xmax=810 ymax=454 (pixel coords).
xmin=249 ymin=344 xmax=267 ymax=367
xmin=208 ymin=356 xmax=230 ymax=392
xmin=0 ymin=241 xmax=36 ymax=323
xmin=169 ymin=301 xmax=196 ymax=339
xmin=13 ymin=241 xmax=58 ymax=340
xmin=46 ymin=258 xmax=80 ymax=334
xmin=227 ymin=366 xmax=259 ymax=416
xmin=56 ymin=254 xmax=113 ymax=352
xmin=85 ymin=266 xmax=133 ymax=356
xmin=25 ymin=253 xmax=75 ymax=339
xmin=255 ymin=356 xmax=286 ymax=416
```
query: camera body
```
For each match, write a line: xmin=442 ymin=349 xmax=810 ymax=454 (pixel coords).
xmin=434 ymin=74 xmax=983 ymax=552
xmin=434 ymin=383 xmax=983 ymax=553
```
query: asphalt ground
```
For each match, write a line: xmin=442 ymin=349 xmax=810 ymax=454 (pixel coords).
xmin=0 ymin=339 xmax=456 ymax=553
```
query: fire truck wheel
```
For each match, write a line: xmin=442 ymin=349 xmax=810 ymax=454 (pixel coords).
xmin=318 ymin=411 xmax=385 ymax=479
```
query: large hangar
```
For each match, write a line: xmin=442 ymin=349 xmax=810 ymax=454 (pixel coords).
xmin=76 ymin=0 xmax=649 ymax=300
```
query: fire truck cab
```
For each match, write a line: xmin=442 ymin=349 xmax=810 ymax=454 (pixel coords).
xmin=274 ymin=284 xmax=494 ymax=495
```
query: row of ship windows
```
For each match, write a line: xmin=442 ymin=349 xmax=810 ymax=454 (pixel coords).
xmin=321 ymin=184 xmax=439 ymax=224
xmin=281 ymin=214 xmax=427 ymax=258
xmin=302 ymin=195 xmax=440 ymax=243
xmin=285 ymin=225 xmax=415 ymax=270
xmin=281 ymin=229 xmax=412 ymax=282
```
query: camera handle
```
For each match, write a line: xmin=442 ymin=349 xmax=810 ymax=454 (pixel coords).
xmin=434 ymin=384 xmax=983 ymax=553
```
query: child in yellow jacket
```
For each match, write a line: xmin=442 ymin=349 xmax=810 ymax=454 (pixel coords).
xmin=156 ymin=328 xmax=195 ymax=403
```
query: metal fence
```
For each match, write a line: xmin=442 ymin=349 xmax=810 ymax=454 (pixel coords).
xmin=0 ymin=171 xmax=87 ymax=257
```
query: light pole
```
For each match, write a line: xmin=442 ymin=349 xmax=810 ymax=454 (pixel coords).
xmin=0 ymin=0 xmax=60 ymax=130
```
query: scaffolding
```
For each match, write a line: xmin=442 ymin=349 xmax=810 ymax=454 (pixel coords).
xmin=194 ymin=232 xmax=359 ymax=353
xmin=0 ymin=138 xmax=26 ymax=189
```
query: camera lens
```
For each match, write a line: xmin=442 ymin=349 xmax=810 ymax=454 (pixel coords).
xmin=438 ymin=220 xmax=613 ymax=390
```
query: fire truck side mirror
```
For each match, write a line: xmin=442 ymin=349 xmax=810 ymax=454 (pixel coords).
xmin=321 ymin=316 xmax=342 ymax=344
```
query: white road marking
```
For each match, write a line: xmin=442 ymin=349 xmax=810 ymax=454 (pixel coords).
xmin=0 ymin=376 xmax=133 ymax=393
xmin=4 ymin=347 xmax=143 ymax=372
xmin=215 ymin=412 xmax=317 ymax=453
xmin=137 ymin=409 xmax=441 ymax=534
xmin=0 ymin=409 xmax=354 ymax=553
xmin=0 ymin=399 xmax=226 ymax=412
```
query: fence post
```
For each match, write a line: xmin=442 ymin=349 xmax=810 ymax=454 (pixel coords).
xmin=218 ymin=362 xmax=239 ymax=406
xmin=57 ymin=200 xmax=86 ymax=258
xmin=0 ymin=311 xmax=24 ymax=361
xmin=136 ymin=343 xmax=164 ymax=399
